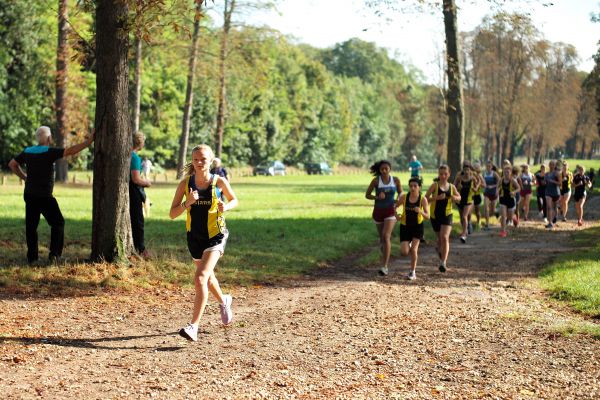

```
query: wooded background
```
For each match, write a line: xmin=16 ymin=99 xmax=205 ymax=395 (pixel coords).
xmin=1 ymin=0 xmax=598 ymax=174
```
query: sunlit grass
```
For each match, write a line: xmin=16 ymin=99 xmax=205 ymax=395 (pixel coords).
xmin=0 ymin=171 xmax=443 ymax=292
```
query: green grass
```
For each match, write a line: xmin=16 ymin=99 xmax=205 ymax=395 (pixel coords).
xmin=539 ymin=225 xmax=600 ymax=318
xmin=0 ymin=171 xmax=449 ymax=292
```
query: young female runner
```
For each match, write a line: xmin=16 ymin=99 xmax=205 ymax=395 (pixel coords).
xmin=482 ymin=160 xmax=501 ymax=229
xmin=365 ymin=160 xmax=402 ymax=276
xmin=498 ymin=165 xmax=519 ymax=238
xmin=572 ymin=165 xmax=592 ymax=226
xmin=559 ymin=161 xmax=573 ymax=221
xmin=519 ymin=164 xmax=535 ymax=221
xmin=471 ymin=162 xmax=484 ymax=230
xmin=396 ymin=177 xmax=430 ymax=280
xmin=425 ymin=165 xmax=461 ymax=272
xmin=169 ymin=144 xmax=238 ymax=342
xmin=454 ymin=161 xmax=477 ymax=243
xmin=544 ymin=160 xmax=561 ymax=229
xmin=511 ymin=165 xmax=522 ymax=226
xmin=534 ymin=164 xmax=547 ymax=223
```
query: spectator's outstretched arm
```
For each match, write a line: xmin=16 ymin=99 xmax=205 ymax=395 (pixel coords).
xmin=8 ymin=159 xmax=27 ymax=180
xmin=64 ymin=131 xmax=94 ymax=157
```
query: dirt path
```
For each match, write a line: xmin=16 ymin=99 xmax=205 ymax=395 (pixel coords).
xmin=1 ymin=210 xmax=599 ymax=399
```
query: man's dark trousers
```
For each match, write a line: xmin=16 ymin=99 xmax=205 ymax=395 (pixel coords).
xmin=129 ymin=185 xmax=145 ymax=253
xmin=24 ymin=194 xmax=65 ymax=262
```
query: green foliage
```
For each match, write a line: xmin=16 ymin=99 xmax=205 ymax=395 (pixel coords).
xmin=0 ymin=0 xmax=55 ymax=166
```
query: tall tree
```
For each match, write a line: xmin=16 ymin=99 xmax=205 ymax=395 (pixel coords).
xmin=176 ymin=0 xmax=204 ymax=178
xmin=91 ymin=0 xmax=133 ymax=262
xmin=55 ymin=0 xmax=69 ymax=182
xmin=215 ymin=0 xmax=236 ymax=158
xmin=443 ymin=0 xmax=464 ymax=175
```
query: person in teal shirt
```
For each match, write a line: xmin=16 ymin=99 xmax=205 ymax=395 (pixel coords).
xmin=130 ymin=132 xmax=152 ymax=258
xmin=408 ymin=155 xmax=423 ymax=179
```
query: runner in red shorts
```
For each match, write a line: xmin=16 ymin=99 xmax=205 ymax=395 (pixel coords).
xmin=365 ymin=160 xmax=402 ymax=276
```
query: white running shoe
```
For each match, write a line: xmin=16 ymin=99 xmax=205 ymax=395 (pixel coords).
xmin=219 ymin=295 xmax=233 ymax=326
xmin=543 ymin=218 xmax=548 ymax=224
xmin=179 ymin=323 xmax=198 ymax=342
xmin=407 ymin=270 xmax=416 ymax=280
xmin=378 ymin=266 xmax=389 ymax=276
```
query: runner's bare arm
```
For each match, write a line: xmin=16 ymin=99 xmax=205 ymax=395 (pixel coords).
xmin=217 ymin=178 xmax=238 ymax=212
xmin=394 ymin=176 xmax=402 ymax=196
xmin=424 ymin=183 xmax=436 ymax=203
xmin=451 ymin=184 xmax=461 ymax=202
xmin=169 ymin=179 xmax=191 ymax=219
xmin=420 ymin=196 xmax=430 ymax=220
xmin=365 ymin=179 xmax=378 ymax=200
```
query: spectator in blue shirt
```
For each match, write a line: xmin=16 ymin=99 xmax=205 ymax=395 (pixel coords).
xmin=130 ymin=132 xmax=152 ymax=258
xmin=408 ymin=155 xmax=423 ymax=179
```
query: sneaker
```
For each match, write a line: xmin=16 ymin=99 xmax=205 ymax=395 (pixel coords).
xmin=552 ymin=217 xmax=557 ymax=224
xmin=562 ymin=216 xmax=567 ymax=222
xmin=460 ymin=236 xmax=467 ymax=244
xmin=545 ymin=223 xmax=553 ymax=229
xmin=467 ymin=222 xmax=473 ymax=235
xmin=407 ymin=270 xmax=416 ymax=280
xmin=438 ymin=263 xmax=446 ymax=273
xmin=219 ymin=295 xmax=233 ymax=326
xmin=179 ymin=323 xmax=198 ymax=342
xmin=543 ymin=218 xmax=548 ymax=224
xmin=499 ymin=231 xmax=507 ymax=238
xmin=378 ymin=266 xmax=389 ymax=276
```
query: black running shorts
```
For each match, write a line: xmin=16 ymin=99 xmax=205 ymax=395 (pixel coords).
xmin=187 ymin=231 xmax=227 ymax=260
xmin=400 ymin=223 xmax=424 ymax=242
xmin=499 ymin=196 xmax=515 ymax=209
xmin=431 ymin=214 xmax=452 ymax=232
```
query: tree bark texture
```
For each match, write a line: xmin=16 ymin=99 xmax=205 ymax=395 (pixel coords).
xmin=55 ymin=0 xmax=69 ymax=182
xmin=215 ymin=0 xmax=235 ymax=159
xmin=132 ymin=36 xmax=142 ymax=135
xmin=443 ymin=0 xmax=464 ymax=178
xmin=91 ymin=0 xmax=133 ymax=263
xmin=176 ymin=1 xmax=203 ymax=179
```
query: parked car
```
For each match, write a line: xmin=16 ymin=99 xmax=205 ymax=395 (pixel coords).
xmin=305 ymin=162 xmax=333 ymax=175
xmin=253 ymin=161 xmax=286 ymax=176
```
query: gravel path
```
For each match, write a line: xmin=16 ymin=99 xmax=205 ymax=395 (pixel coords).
xmin=1 ymin=212 xmax=599 ymax=399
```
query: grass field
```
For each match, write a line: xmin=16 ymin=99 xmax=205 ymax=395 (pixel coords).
xmin=540 ymin=225 xmax=600 ymax=318
xmin=0 ymin=171 xmax=456 ymax=292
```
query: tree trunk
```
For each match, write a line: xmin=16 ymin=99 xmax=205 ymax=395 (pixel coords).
xmin=443 ymin=0 xmax=464 ymax=178
xmin=131 ymin=36 xmax=142 ymax=135
xmin=176 ymin=1 xmax=203 ymax=179
xmin=55 ymin=0 xmax=69 ymax=182
xmin=215 ymin=0 xmax=235 ymax=159
xmin=91 ymin=0 xmax=133 ymax=263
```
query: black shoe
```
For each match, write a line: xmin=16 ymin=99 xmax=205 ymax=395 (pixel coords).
xmin=552 ymin=217 xmax=557 ymax=224
xmin=439 ymin=263 xmax=447 ymax=273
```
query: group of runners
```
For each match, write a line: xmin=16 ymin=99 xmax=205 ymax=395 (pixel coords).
xmin=366 ymin=158 xmax=594 ymax=280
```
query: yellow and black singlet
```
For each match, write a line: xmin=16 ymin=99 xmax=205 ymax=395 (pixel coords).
xmin=186 ymin=174 xmax=226 ymax=240
xmin=499 ymin=179 xmax=516 ymax=199
xmin=561 ymin=171 xmax=573 ymax=192
xmin=401 ymin=193 xmax=423 ymax=226
xmin=430 ymin=182 xmax=456 ymax=219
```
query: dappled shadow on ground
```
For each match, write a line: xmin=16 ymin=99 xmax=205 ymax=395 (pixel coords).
xmin=1 ymin=332 xmax=183 ymax=351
